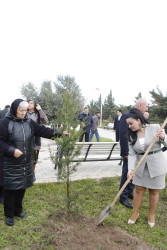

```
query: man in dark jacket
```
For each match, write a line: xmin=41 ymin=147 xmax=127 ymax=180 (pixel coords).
xmin=78 ymin=107 xmax=94 ymax=142
xmin=0 ymin=105 xmax=10 ymax=120
xmin=0 ymin=99 xmax=68 ymax=226
xmin=113 ymin=109 xmax=122 ymax=142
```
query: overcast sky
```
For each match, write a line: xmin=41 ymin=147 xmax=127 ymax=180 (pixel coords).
xmin=0 ymin=0 xmax=167 ymax=109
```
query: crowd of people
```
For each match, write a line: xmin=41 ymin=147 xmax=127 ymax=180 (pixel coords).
xmin=0 ymin=97 xmax=167 ymax=229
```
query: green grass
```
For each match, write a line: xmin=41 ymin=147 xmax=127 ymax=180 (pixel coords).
xmin=91 ymin=136 xmax=114 ymax=142
xmin=0 ymin=177 xmax=167 ymax=249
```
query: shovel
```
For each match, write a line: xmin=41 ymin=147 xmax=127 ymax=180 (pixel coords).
xmin=97 ymin=118 xmax=167 ymax=225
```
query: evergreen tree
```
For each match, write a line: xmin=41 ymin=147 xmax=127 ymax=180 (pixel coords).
xmin=39 ymin=81 xmax=57 ymax=123
xmin=53 ymin=75 xmax=83 ymax=120
xmin=103 ymin=90 xmax=116 ymax=120
xmin=88 ymin=99 xmax=99 ymax=116
xmin=20 ymin=75 xmax=83 ymax=125
xmin=149 ymin=86 xmax=167 ymax=122
xmin=20 ymin=82 xmax=39 ymax=102
xmin=49 ymin=89 xmax=83 ymax=218
xmin=134 ymin=92 xmax=142 ymax=104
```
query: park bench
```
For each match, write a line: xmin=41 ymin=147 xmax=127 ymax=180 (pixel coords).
xmin=55 ymin=142 xmax=122 ymax=168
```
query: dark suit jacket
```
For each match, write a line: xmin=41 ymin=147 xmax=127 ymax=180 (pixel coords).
xmin=114 ymin=115 xmax=121 ymax=131
xmin=119 ymin=112 xmax=129 ymax=157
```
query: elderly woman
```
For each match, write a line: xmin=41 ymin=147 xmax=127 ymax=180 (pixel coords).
xmin=0 ymin=99 xmax=66 ymax=226
xmin=126 ymin=108 xmax=167 ymax=228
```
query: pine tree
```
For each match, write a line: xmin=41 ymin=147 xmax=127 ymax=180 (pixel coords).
xmin=49 ymin=83 xmax=83 ymax=218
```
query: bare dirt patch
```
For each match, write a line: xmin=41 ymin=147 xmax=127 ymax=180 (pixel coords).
xmin=41 ymin=212 xmax=154 ymax=250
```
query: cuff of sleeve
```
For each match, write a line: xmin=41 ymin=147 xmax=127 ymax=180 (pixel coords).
xmin=7 ymin=146 xmax=16 ymax=156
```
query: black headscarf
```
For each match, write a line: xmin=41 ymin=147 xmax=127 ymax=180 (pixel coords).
xmin=10 ymin=99 xmax=24 ymax=117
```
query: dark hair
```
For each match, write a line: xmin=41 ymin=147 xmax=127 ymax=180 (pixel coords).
xmin=95 ymin=111 xmax=100 ymax=114
xmin=28 ymin=99 xmax=40 ymax=124
xmin=5 ymin=105 xmax=10 ymax=109
xmin=126 ymin=108 xmax=149 ymax=145
xmin=117 ymin=109 xmax=122 ymax=113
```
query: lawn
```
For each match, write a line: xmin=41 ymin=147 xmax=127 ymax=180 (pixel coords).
xmin=0 ymin=177 xmax=167 ymax=249
xmin=91 ymin=136 xmax=114 ymax=142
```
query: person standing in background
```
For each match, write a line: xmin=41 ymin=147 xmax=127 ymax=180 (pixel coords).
xmin=0 ymin=105 xmax=10 ymax=120
xmin=78 ymin=107 xmax=94 ymax=142
xmin=0 ymin=104 xmax=10 ymax=204
xmin=89 ymin=111 xmax=101 ymax=142
xmin=27 ymin=100 xmax=48 ymax=182
xmin=113 ymin=109 xmax=122 ymax=142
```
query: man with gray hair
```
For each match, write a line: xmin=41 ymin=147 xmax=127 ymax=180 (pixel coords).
xmin=119 ymin=98 xmax=148 ymax=208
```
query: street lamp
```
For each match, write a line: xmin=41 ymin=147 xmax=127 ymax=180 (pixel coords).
xmin=96 ymin=88 xmax=102 ymax=127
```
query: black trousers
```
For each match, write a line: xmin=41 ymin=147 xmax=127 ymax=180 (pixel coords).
xmin=119 ymin=158 xmax=135 ymax=200
xmin=115 ymin=130 xmax=120 ymax=142
xmin=0 ymin=185 xmax=4 ymax=203
xmin=79 ymin=132 xmax=89 ymax=142
xmin=33 ymin=150 xmax=39 ymax=165
xmin=4 ymin=189 xmax=25 ymax=218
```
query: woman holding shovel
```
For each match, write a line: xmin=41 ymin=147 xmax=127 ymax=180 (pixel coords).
xmin=126 ymin=108 xmax=167 ymax=228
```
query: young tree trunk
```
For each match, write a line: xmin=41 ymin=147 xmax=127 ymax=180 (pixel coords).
xmin=66 ymin=164 xmax=70 ymax=219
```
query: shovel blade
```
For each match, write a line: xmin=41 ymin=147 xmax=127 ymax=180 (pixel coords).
xmin=97 ymin=205 xmax=111 ymax=225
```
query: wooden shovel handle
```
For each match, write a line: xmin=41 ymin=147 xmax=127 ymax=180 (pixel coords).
xmin=110 ymin=117 xmax=167 ymax=208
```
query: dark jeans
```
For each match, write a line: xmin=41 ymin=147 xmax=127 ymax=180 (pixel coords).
xmin=79 ymin=132 xmax=90 ymax=142
xmin=119 ymin=158 xmax=135 ymax=201
xmin=89 ymin=129 xmax=100 ymax=142
xmin=4 ymin=189 xmax=25 ymax=218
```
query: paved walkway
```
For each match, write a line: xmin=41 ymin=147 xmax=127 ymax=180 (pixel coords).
xmin=35 ymin=128 xmax=167 ymax=183
xmin=35 ymin=128 xmax=122 ymax=183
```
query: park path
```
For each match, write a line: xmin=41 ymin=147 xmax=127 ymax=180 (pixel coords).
xmin=35 ymin=128 xmax=167 ymax=183
xmin=35 ymin=128 xmax=122 ymax=183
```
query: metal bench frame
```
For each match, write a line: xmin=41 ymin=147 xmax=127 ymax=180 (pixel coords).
xmin=55 ymin=142 xmax=121 ymax=167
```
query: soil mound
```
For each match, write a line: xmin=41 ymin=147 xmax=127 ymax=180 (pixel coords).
xmin=42 ymin=212 xmax=154 ymax=250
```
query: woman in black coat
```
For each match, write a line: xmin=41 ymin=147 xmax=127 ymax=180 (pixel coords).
xmin=0 ymin=99 xmax=65 ymax=226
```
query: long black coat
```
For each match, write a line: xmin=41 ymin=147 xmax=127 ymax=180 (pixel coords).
xmin=0 ymin=113 xmax=60 ymax=190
